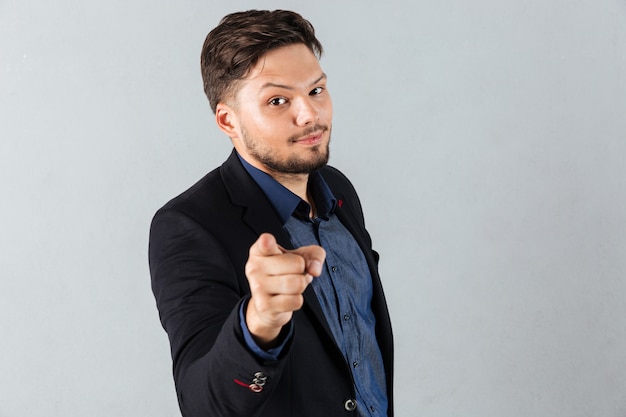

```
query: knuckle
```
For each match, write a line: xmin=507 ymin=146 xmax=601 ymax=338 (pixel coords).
xmin=291 ymin=255 xmax=306 ymax=273
xmin=290 ymin=294 xmax=305 ymax=311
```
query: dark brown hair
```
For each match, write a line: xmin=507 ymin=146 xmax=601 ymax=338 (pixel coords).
xmin=200 ymin=10 xmax=323 ymax=113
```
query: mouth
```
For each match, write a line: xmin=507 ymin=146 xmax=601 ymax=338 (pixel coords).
xmin=290 ymin=126 xmax=328 ymax=145
xmin=294 ymin=132 xmax=323 ymax=145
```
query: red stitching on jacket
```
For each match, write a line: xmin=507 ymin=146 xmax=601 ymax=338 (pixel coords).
xmin=233 ymin=379 xmax=248 ymax=388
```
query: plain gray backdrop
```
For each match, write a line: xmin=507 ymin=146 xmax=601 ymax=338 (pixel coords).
xmin=1 ymin=0 xmax=625 ymax=416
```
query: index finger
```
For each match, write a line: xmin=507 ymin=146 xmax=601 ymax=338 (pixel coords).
xmin=249 ymin=233 xmax=286 ymax=257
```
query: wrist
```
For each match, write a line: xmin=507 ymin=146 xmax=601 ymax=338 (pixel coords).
xmin=245 ymin=301 xmax=284 ymax=349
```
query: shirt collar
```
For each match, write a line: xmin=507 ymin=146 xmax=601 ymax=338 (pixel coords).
xmin=237 ymin=153 xmax=336 ymax=224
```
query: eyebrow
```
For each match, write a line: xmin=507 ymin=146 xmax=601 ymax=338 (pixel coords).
xmin=260 ymin=73 xmax=327 ymax=91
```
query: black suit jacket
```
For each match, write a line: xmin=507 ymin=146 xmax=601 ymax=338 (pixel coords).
xmin=149 ymin=150 xmax=393 ymax=417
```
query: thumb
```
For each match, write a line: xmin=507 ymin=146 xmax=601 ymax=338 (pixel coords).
xmin=250 ymin=233 xmax=285 ymax=257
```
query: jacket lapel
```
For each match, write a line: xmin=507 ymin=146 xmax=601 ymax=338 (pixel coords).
xmin=221 ymin=150 xmax=292 ymax=248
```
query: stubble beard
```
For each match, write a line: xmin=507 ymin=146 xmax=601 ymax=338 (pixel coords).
xmin=241 ymin=125 xmax=331 ymax=175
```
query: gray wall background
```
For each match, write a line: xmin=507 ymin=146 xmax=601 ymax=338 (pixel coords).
xmin=1 ymin=0 xmax=625 ymax=416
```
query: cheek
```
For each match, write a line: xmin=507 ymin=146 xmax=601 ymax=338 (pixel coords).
xmin=245 ymin=113 xmax=290 ymax=143
xmin=244 ymin=108 xmax=274 ymax=130
xmin=322 ymin=98 xmax=333 ymax=120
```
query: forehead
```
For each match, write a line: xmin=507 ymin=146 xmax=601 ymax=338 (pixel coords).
xmin=242 ymin=43 xmax=324 ymax=90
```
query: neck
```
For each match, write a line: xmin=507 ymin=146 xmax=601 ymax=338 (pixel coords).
xmin=271 ymin=172 xmax=309 ymax=202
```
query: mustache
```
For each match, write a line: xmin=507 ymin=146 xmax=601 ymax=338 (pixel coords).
xmin=288 ymin=124 xmax=330 ymax=142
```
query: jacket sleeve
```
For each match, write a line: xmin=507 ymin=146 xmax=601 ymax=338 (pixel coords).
xmin=148 ymin=207 xmax=289 ymax=417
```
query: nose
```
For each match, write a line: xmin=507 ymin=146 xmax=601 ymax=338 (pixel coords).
xmin=294 ymin=97 xmax=319 ymax=126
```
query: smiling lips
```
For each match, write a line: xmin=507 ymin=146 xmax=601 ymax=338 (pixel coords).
xmin=294 ymin=132 xmax=324 ymax=145
xmin=290 ymin=125 xmax=328 ymax=145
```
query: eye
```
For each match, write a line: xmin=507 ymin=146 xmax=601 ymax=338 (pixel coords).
xmin=269 ymin=97 xmax=288 ymax=106
xmin=310 ymin=87 xmax=324 ymax=96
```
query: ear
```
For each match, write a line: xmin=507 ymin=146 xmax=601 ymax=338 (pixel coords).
xmin=215 ymin=103 xmax=239 ymax=138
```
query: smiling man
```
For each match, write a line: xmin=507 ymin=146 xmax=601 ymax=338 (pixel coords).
xmin=149 ymin=10 xmax=393 ymax=417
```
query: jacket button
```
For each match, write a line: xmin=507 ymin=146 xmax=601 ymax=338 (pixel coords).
xmin=248 ymin=383 xmax=263 ymax=393
xmin=252 ymin=372 xmax=267 ymax=386
xmin=344 ymin=398 xmax=357 ymax=411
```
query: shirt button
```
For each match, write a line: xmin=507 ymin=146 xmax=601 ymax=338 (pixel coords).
xmin=344 ymin=398 xmax=357 ymax=411
xmin=352 ymin=361 xmax=359 ymax=368
xmin=331 ymin=266 xmax=337 ymax=272
xmin=343 ymin=314 xmax=351 ymax=321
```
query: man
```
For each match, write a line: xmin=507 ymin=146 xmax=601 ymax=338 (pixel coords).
xmin=149 ymin=10 xmax=393 ymax=417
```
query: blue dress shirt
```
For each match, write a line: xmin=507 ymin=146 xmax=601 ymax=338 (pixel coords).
xmin=237 ymin=154 xmax=388 ymax=416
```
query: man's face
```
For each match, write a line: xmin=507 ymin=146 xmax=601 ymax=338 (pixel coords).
xmin=223 ymin=43 xmax=333 ymax=177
